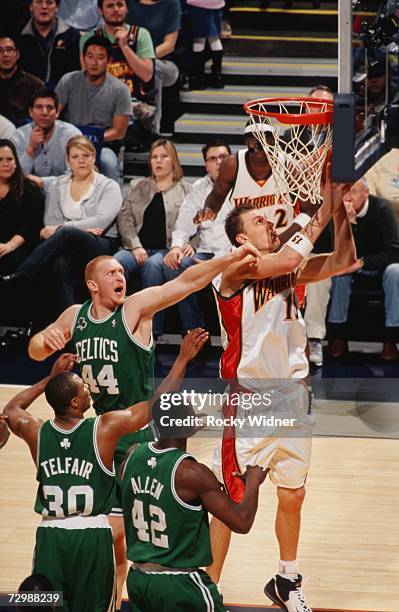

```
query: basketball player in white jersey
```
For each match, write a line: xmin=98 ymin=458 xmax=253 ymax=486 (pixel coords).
xmin=208 ymin=173 xmax=356 ymax=612
xmin=194 ymin=121 xmax=298 ymax=234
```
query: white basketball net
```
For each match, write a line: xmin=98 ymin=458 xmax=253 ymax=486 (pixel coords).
xmin=245 ymin=98 xmax=333 ymax=205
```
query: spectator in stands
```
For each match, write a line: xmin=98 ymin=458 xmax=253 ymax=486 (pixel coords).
xmin=11 ymin=88 xmax=81 ymax=177
xmin=127 ymin=0 xmax=181 ymax=135
xmin=0 ymin=32 xmax=43 ymax=127
xmin=301 ymin=84 xmax=334 ymax=367
xmin=0 ymin=114 xmax=15 ymax=139
xmin=328 ymin=178 xmax=399 ymax=361
xmin=81 ymin=0 xmax=155 ymax=153
xmin=55 ymin=35 xmax=132 ymax=182
xmin=0 ymin=136 xmax=122 ymax=316
xmin=18 ymin=0 xmax=81 ymax=89
xmin=0 ymin=139 xmax=44 ymax=324
xmin=163 ymin=139 xmax=231 ymax=333
xmin=58 ymin=0 xmax=103 ymax=30
xmin=186 ymin=0 xmax=225 ymax=89
xmin=366 ymin=148 xmax=399 ymax=220
xmin=115 ymin=138 xmax=191 ymax=335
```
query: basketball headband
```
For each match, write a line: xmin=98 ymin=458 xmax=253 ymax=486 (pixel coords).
xmin=244 ymin=120 xmax=275 ymax=135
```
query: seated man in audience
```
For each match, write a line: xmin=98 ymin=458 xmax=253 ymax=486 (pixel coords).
xmin=128 ymin=0 xmax=181 ymax=136
xmin=366 ymin=148 xmax=399 ymax=220
xmin=18 ymin=0 xmax=81 ymax=89
xmin=163 ymin=139 xmax=232 ymax=334
xmin=0 ymin=32 xmax=43 ymax=126
xmin=55 ymin=35 xmax=132 ymax=182
xmin=11 ymin=88 xmax=81 ymax=177
xmin=80 ymin=0 xmax=156 ymax=153
xmin=328 ymin=178 xmax=399 ymax=361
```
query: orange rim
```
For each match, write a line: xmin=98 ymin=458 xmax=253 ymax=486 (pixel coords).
xmin=243 ymin=96 xmax=334 ymax=126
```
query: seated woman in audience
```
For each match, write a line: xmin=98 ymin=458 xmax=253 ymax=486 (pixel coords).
xmin=1 ymin=136 xmax=122 ymax=316
xmin=0 ymin=138 xmax=44 ymax=323
xmin=115 ymin=138 xmax=192 ymax=336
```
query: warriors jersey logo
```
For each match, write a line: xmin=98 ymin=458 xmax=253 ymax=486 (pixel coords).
xmin=252 ymin=271 xmax=298 ymax=313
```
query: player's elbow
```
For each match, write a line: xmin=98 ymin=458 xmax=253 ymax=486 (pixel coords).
xmin=233 ymin=520 xmax=252 ymax=534
xmin=28 ymin=337 xmax=46 ymax=361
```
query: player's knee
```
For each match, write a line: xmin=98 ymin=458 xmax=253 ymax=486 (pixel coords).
xmin=277 ymin=485 xmax=306 ymax=512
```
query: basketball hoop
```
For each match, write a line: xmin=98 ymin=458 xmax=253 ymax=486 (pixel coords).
xmin=243 ymin=97 xmax=334 ymax=205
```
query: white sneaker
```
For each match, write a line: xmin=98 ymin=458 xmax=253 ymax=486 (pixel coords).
xmin=265 ymin=574 xmax=312 ymax=612
xmin=309 ymin=339 xmax=323 ymax=367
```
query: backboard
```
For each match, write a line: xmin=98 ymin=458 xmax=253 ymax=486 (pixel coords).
xmin=332 ymin=0 xmax=399 ymax=182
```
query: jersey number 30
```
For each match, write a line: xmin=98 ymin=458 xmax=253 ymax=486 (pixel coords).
xmin=81 ymin=364 xmax=119 ymax=395
xmin=132 ymin=499 xmax=169 ymax=549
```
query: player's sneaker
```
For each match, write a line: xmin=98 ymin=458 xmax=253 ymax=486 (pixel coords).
xmin=264 ymin=574 xmax=312 ymax=612
xmin=309 ymin=339 xmax=323 ymax=367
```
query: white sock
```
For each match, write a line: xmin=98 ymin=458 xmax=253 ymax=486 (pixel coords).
xmin=278 ymin=559 xmax=299 ymax=580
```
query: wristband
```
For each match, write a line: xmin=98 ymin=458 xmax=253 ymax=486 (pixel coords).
xmin=294 ymin=213 xmax=312 ymax=229
xmin=286 ymin=232 xmax=313 ymax=258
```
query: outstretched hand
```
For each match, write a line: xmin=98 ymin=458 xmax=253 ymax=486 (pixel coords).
xmin=42 ymin=326 xmax=71 ymax=352
xmin=179 ymin=328 xmax=209 ymax=362
xmin=49 ymin=353 xmax=77 ymax=378
xmin=233 ymin=242 xmax=261 ymax=264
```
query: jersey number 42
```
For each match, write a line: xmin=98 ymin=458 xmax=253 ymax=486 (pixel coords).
xmin=132 ymin=499 xmax=169 ymax=549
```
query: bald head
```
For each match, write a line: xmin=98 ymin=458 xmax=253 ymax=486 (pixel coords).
xmin=85 ymin=256 xmax=115 ymax=284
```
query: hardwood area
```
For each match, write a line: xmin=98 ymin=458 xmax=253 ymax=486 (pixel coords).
xmin=0 ymin=385 xmax=398 ymax=611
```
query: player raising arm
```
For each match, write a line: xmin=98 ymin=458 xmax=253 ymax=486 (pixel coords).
xmin=120 ymin=399 xmax=268 ymax=611
xmin=2 ymin=330 xmax=208 ymax=612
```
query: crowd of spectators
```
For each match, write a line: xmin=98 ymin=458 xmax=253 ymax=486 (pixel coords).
xmin=1 ymin=0 xmax=399 ymax=362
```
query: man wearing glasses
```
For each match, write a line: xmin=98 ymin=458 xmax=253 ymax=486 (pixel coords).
xmin=162 ymin=139 xmax=232 ymax=335
xmin=0 ymin=33 xmax=43 ymax=127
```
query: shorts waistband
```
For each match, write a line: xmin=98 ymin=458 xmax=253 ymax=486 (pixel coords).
xmin=132 ymin=562 xmax=200 ymax=574
xmin=40 ymin=514 xmax=110 ymax=529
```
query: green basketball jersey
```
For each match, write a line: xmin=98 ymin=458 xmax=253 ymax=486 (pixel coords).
xmin=34 ymin=417 xmax=116 ymax=517
xmin=121 ymin=443 xmax=213 ymax=568
xmin=72 ymin=300 xmax=154 ymax=414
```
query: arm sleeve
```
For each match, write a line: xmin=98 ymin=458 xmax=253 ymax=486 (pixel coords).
xmin=114 ymin=82 xmax=133 ymax=117
xmin=117 ymin=182 xmax=142 ymax=250
xmin=137 ymin=27 xmax=156 ymax=59
xmin=164 ymin=0 xmax=181 ymax=34
xmin=10 ymin=129 xmax=34 ymax=175
xmin=54 ymin=74 xmax=70 ymax=107
xmin=363 ymin=200 xmax=399 ymax=271
xmin=64 ymin=180 xmax=123 ymax=230
xmin=171 ymin=186 xmax=203 ymax=248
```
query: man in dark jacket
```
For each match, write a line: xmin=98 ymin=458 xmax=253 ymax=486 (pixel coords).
xmin=18 ymin=0 xmax=80 ymax=89
xmin=0 ymin=32 xmax=43 ymax=126
xmin=328 ymin=178 xmax=399 ymax=360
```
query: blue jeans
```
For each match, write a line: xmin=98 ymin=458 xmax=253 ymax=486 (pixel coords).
xmin=17 ymin=226 xmax=118 ymax=315
xmin=328 ymin=264 xmax=399 ymax=327
xmin=163 ymin=252 xmax=213 ymax=334
xmin=114 ymin=248 xmax=167 ymax=336
xmin=100 ymin=148 xmax=120 ymax=183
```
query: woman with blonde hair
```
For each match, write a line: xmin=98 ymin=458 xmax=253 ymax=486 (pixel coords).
xmin=115 ymin=138 xmax=192 ymax=336
xmin=1 ymin=135 xmax=122 ymax=316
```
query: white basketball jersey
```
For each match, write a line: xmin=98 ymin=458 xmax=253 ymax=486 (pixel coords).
xmin=228 ymin=149 xmax=293 ymax=233
xmin=213 ymin=272 xmax=308 ymax=385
